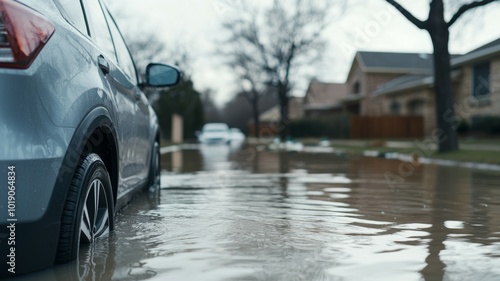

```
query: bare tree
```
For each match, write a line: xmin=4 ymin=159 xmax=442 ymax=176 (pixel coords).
xmin=221 ymin=0 xmax=331 ymax=141
xmin=227 ymin=51 xmax=270 ymax=137
xmin=202 ymin=89 xmax=224 ymax=123
xmin=125 ymin=34 xmax=168 ymax=74
xmin=125 ymin=33 xmax=191 ymax=77
xmin=385 ymin=0 xmax=499 ymax=152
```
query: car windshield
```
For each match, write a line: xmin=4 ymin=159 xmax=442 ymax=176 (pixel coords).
xmin=204 ymin=129 xmax=226 ymax=133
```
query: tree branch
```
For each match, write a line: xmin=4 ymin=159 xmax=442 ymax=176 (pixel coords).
xmin=448 ymin=0 xmax=498 ymax=27
xmin=385 ymin=0 xmax=428 ymax=30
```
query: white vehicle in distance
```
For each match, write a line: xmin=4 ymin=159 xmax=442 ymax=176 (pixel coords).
xmin=197 ymin=123 xmax=231 ymax=144
xmin=229 ymin=128 xmax=245 ymax=142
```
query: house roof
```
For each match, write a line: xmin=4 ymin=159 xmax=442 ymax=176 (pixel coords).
xmin=343 ymin=36 xmax=500 ymax=100
xmin=374 ymin=74 xmax=432 ymax=96
xmin=304 ymin=81 xmax=347 ymax=110
xmin=466 ymin=37 xmax=500 ymax=54
xmin=375 ymin=36 xmax=500 ymax=96
xmin=374 ymin=70 xmax=462 ymax=96
xmin=357 ymin=51 xmax=434 ymax=73
xmin=260 ymin=97 xmax=303 ymax=122
xmin=452 ymin=37 xmax=500 ymax=66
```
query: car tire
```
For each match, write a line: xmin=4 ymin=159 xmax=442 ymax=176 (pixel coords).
xmin=148 ymin=141 xmax=161 ymax=192
xmin=56 ymin=153 xmax=114 ymax=263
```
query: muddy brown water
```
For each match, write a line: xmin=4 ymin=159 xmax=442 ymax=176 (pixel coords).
xmin=12 ymin=144 xmax=500 ymax=280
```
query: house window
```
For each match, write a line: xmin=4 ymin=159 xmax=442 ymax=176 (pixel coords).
xmin=390 ymin=101 xmax=400 ymax=115
xmin=353 ymin=82 xmax=360 ymax=94
xmin=472 ymin=62 xmax=490 ymax=98
xmin=408 ymin=99 xmax=425 ymax=116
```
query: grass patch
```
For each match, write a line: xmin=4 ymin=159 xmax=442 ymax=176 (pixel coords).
xmin=459 ymin=138 xmax=500 ymax=146
xmin=429 ymin=150 xmax=500 ymax=165
xmin=331 ymin=145 xmax=416 ymax=155
xmin=331 ymin=143 xmax=500 ymax=165
xmin=330 ymin=145 xmax=366 ymax=155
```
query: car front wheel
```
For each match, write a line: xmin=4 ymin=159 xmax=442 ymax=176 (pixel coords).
xmin=56 ymin=153 xmax=114 ymax=263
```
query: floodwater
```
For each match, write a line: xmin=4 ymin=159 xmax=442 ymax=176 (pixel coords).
xmin=13 ymin=143 xmax=500 ymax=281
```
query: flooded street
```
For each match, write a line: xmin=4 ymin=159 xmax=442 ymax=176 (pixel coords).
xmin=14 ymin=144 xmax=500 ymax=281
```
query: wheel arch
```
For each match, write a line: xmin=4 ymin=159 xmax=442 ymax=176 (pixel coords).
xmin=56 ymin=107 xmax=119 ymax=217
xmin=83 ymin=123 xmax=119 ymax=210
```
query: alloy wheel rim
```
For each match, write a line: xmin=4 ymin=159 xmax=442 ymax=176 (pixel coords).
xmin=80 ymin=179 xmax=110 ymax=244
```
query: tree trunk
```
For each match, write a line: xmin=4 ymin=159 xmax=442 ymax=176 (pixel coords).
xmin=251 ymin=93 xmax=260 ymax=138
xmin=278 ymin=84 xmax=289 ymax=142
xmin=428 ymin=0 xmax=458 ymax=152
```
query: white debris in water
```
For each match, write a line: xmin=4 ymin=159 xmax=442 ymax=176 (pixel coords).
xmin=444 ymin=220 xmax=465 ymax=229
xmin=296 ymin=174 xmax=352 ymax=184
xmin=363 ymin=150 xmax=381 ymax=157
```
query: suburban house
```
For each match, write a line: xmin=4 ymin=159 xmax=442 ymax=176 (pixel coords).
xmin=250 ymin=37 xmax=500 ymax=138
xmin=253 ymin=80 xmax=348 ymax=136
xmin=343 ymin=37 xmax=500 ymax=137
xmin=259 ymin=97 xmax=304 ymax=123
xmin=452 ymin=38 xmax=500 ymax=124
xmin=343 ymin=51 xmax=435 ymax=117
xmin=302 ymin=81 xmax=348 ymax=118
xmin=251 ymin=97 xmax=304 ymax=136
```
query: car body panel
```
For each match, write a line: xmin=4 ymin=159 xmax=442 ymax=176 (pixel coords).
xmin=0 ymin=0 xmax=169 ymax=276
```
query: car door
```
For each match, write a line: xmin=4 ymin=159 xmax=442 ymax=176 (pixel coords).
xmin=102 ymin=6 xmax=151 ymax=186
xmin=82 ymin=0 xmax=150 ymax=193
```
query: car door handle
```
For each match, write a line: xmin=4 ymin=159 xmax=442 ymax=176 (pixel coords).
xmin=98 ymin=55 xmax=110 ymax=75
xmin=134 ymin=89 xmax=141 ymax=100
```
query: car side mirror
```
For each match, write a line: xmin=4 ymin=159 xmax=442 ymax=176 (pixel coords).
xmin=145 ymin=63 xmax=181 ymax=87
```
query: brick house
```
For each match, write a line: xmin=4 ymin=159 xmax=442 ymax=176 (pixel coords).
xmin=452 ymin=38 xmax=500 ymax=123
xmin=251 ymin=97 xmax=304 ymax=136
xmin=344 ymin=51 xmax=435 ymax=118
xmin=259 ymin=97 xmax=304 ymax=123
xmin=371 ymin=37 xmax=500 ymax=135
xmin=302 ymin=81 xmax=348 ymax=118
xmin=343 ymin=39 xmax=500 ymax=135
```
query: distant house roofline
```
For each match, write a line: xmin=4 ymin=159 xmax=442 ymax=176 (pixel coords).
xmin=373 ymin=37 xmax=500 ymax=96
xmin=303 ymin=104 xmax=342 ymax=111
xmin=340 ymin=93 xmax=364 ymax=105
xmin=362 ymin=67 xmax=432 ymax=74
xmin=346 ymin=37 xmax=500 ymax=81
xmin=374 ymin=70 xmax=462 ymax=96
xmin=346 ymin=51 xmax=436 ymax=83
xmin=259 ymin=97 xmax=303 ymax=122
xmin=374 ymin=76 xmax=434 ymax=96
xmin=303 ymin=80 xmax=347 ymax=110
xmin=452 ymin=39 xmax=500 ymax=66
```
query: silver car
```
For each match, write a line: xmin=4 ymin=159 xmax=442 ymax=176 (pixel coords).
xmin=0 ymin=0 xmax=179 ymax=276
xmin=197 ymin=123 xmax=231 ymax=144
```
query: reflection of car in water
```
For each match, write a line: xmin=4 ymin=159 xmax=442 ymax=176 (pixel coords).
xmin=0 ymin=0 xmax=180 ymax=276
xmin=197 ymin=123 xmax=231 ymax=144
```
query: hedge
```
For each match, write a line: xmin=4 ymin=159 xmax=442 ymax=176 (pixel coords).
xmin=289 ymin=115 xmax=350 ymax=139
xmin=470 ymin=115 xmax=500 ymax=135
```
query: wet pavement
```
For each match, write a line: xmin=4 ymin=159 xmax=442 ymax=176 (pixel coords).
xmin=12 ymin=143 xmax=500 ymax=280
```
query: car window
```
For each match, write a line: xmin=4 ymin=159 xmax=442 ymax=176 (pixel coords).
xmin=104 ymin=10 xmax=138 ymax=84
xmin=82 ymin=0 xmax=116 ymax=62
xmin=53 ymin=0 xmax=88 ymax=35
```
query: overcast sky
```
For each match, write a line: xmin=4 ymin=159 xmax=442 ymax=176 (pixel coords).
xmin=106 ymin=0 xmax=500 ymax=106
